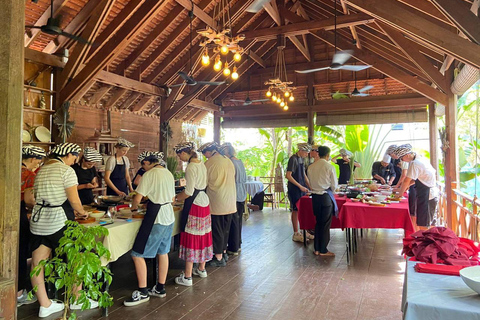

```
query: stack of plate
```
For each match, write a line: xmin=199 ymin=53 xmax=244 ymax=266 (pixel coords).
xmin=35 ymin=126 xmax=51 ymax=142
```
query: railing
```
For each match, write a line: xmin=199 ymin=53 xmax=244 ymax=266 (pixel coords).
xmin=438 ymin=182 xmax=480 ymax=241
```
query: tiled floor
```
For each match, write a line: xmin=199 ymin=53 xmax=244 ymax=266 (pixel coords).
xmin=18 ymin=208 xmax=406 ymax=320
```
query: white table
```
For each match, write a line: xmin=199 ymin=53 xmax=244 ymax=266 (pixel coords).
xmin=245 ymin=181 xmax=264 ymax=197
xmin=402 ymin=260 xmax=480 ymax=320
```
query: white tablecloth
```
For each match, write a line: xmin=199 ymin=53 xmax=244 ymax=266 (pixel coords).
xmin=245 ymin=181 xmax=264 ymax=197
xmin=402 ymin=260 xmax=480 ymax=320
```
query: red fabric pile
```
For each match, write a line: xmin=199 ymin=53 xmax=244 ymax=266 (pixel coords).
xmin=403 ymin=227 xmax=480 ymax=266
xmin=414 ymin=263 xmax=466 ymax=276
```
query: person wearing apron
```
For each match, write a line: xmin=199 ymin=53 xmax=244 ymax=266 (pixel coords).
xmin=29 ymin=143 xmax=97 ymax=318
xmin=72 ymin=147 xmax=102 ymax=204
xmin=286 ymin=143 xmax=312 ymax=242
xmin=17 ymin=146 xmax=46 ymax=306
xmin=104 ymin=138 xmax=135 ymax=197
xmin=173 ymin=142 xmax=212 ymax=287
xmin=331 ymin=148 xmax=361 ymax=185
xmin=394 ymin=144 xmax=438 ymax=230
xmin=125 ymin=151 xmax=175 ymax=307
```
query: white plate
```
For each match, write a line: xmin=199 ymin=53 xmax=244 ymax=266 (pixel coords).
xmin=35 ymin=126 xmax=51 ymax=142
xmin=22 ymin=130 xmax=31 ymax=142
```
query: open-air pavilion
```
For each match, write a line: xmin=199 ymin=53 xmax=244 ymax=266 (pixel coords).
xmin=0 ymin=0 xmax=479 ymax=319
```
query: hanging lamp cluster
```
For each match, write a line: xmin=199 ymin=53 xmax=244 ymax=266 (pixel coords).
xmin=198 ymin=0 xmax=245 ymax=81
xmin=265 ymin=41 xmax=295 ymax=111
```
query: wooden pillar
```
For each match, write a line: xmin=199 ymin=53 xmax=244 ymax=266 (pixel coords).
xmin=0 ymin=0 xmax=24 ymax=317
xmin=213 ymin=112 xmax=221 ymax=143
xmin=428 ymin=102 xmax=438 ymax=175
xmin=307 ymin=111 xmax=315 ymax=144
xmin=159 ymin=96 xmax=167 ymax=154
xmin=307 ymin=75 xmax=315 ymax=144
xmin=444 ymin=68 xmax=458 ymax=232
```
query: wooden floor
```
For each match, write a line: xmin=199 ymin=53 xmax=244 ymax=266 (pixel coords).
xmin=19 ymin=208 xmax=406 ymax=320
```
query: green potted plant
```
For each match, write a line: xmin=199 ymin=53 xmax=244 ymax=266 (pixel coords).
xmin=31 ymin=221 xmax=113 ymax=320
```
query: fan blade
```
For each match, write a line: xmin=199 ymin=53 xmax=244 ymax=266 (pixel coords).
xmin=358 ymin=85 xmax=374 ymax=93
xmin=251 ymin=99 xmax=270 ymax=102
xmin=60 ymin=31 xmax=92 ymax=45
xmin=169 ymin=83 xmax=185 ymax=88
xmin=228 ymin=99 xmax=246 ymax=102
xmin=295 ymin=67 xmax=330 ymax=74
xmin=332 ymin=50 xmax=353 ymax=66
xmin=196 ymin=81 xmax=225 ymax=86
xmin=332 ymin=92 xmax=349 ymax=99
xmin=177 ymin=71 xmax=195 ymax=83
xmin=246 ymin=0 xmax=271 ymax=13
xmin=25 ymin=25 xmax=42 ymax=29
xmin=354 ymin=93 xmax=369 ymax=97
xmin=340 ymin=64 xmax=371 ymax=71
xmin=330 ymin=92 xmax=350 ymax=95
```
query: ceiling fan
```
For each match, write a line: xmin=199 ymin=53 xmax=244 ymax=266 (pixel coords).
xmin=227 ymin=95 xmax=270 ymax=106
xmin=295 ymin=1 xmax=371 ymax=74
xmin=332 ymin=70 xmax=374 ymax=99
xmin=169 ymin=8 xmax=226 ymax=88
xmin=25 ymin=0 xmax=92 ymax=45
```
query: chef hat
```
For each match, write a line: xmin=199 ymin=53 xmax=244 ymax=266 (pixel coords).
xmin=382 ymin=154 xmax=391 ymax=163
xmin=297 ymin=143 xmax=312 ymax=152
xmin=174 ymin=142 xmax=196 ymax=153
xmin=22 ymin=145 xmax=47 ymax=159
xmin=393 ymin=144 xmax=413 ymax=158
xmin=310 ymin=145 xmax=319 ymax=152
xmin=339 ymin=148 xmax=353 ymax=157
xmin=386 ymin=144 xmax=398 ymax=156
xmin=116 ymin=137 xmax=135 ymax=148
xmin=138 ymin=151 xmax=164 ymax=163
xmin=50 ymin=142 xmax=81 ymax=157
xmin=83 ymin=147 xmax=103 ymax=162
xmin=219 ymin=142 xmax=235 ymax=156
xmin=198 ymin=141 xmax=218 ymax=153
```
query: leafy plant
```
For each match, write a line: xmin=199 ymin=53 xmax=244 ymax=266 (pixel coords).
xmin=54 ymin=101 xmax=75 ymax=143
xmin=30 ymin=221 xmax=113 ymax=320
xmin=166 ymin=156 xmax=178 ymax=176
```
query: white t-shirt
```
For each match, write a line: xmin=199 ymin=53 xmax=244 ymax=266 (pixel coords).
xmin=204 ymin=153 xmax=236 ymax=215
xmin=406 ymin=156 xmax=437 ymax=200
xmin=401 ymin=161 xmax=409 ymax=170
xmin=105 ymin=156 xmax=130 ymax=172
xmin=184 ymin=161 xmax=209 ymax=207
xmin=307 ymin=159 xmax=338 ymax=195
xmin=31 ymin=161 xmax=78 ymax=235
xmin=136 ymin=166 xmax=175 ymax=225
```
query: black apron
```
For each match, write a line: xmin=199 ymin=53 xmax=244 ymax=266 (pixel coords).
xmin=415 ymin=179 xmax=432 ymax=227
xmin=31 ymin=199 xmax=75 ymax=223
xmin=107 ymin=157 xmax=129 ymax=195
xmin=180 ymin=188 xmax=206 ymax=232
xmin=73 ymin=164 xmax=96 ymax=204
xmin=132 ymin=200 xmax=168 ymax=254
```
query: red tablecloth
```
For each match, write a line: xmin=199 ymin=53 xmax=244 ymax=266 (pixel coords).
xmin=297 ymin=195 xmax=414 ymax=235
xmin=297 ymin=195 xmax=345 ymax=230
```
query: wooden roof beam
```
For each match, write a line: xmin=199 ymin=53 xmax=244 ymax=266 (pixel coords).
xmin=89 ymin=85 xmax=111 ymax=104
xmin=105 ymin=88 xmax=128 ymax=109
xmin=119 ymin=93 xmax=141 ymax=109
xmin=344 ymin=0 xmax=480 ymax=69
xmin=24 ymin=47 xmax=65 ymax=68
xmin=25 ymin=0 xmax=68 ymax=47
xmin=189 ymin=99 xmax=220 ymax=112
xmin=246 ymin=49 xmax=267 ymax=68
xmin=340 ymin=0 xmax=362 ymax=49
xmin=175 ymin=0 xmax=216 ymax=29
xmin=131 ymin=95 xmax=154 ymax=112
xmin=95 ymin=70 xmax=167 ymax=96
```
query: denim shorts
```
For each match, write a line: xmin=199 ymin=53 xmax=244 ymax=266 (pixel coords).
xmin=131 ymin=223 xmax=174 ymax=258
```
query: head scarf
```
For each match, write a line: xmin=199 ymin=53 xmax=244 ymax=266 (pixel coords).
xmin=382 ymin=154 xmax=392 ymax=164
xmin=393 ymin=144 xmax=413 ymax=159
xmin=386 ymin=144 xmax=398 ymax=156
xmin=219 ymin=142 xmax=234 ymax=155
xmin=138 ymin=151 xmax=164 ymax=163
xmin=50 ymin=142 xmax=81 ymax=157
xmin=198 ymin=141 xmax=218 ymax=153
xmin=117 ymin=138 xmax=135 ymax=148
xmin=310 ymin=145 xmax=319 ymax=152
xmin=339 ymin=148 xmax=353 ymax=157
xmin=83 ymin=147 xmax=103 ymax=162
xmin=297 ymin=143 xmax=312 ymax=152
xmin=22 ymin=145 xmax=47 ymax=158
xmin=174 ymin=142 xmax=196 ymax=153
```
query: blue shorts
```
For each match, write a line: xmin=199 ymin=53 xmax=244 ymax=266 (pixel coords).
xmin=131 ymin=223 xmax=174 ymax=258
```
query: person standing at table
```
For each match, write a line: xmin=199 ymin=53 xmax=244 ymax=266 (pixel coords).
xmin=199 ymin=142 xmax=236 ymax=267
xmin=125 ymin=151 xmax=175 ymax=306
xmin=394 ymin=144 xmax=438 ymax=230
xmin=331 ymin=148 xmax=361 ymax=185
xmin=220 ymin=142 xmax=247 ymax=256
xmin=132 ymin=153 xmax=165 ymax=190
xmin=307 ymin=146 xmax=337 ymax=257
xmin=72 ymin=147 xmax=102 ymax=205
xmin=173 ymin=142 xmax=212 ymax=286
xmin=372 ymin=154 xmax=396 ymax=185
xmin=104 ymin=138 xmax=135 ymax=197
xmin=286 ymin=143 xmax=312 ymax=242
xmin=309 ymin=145 xmax=320 ymax=163
xmin=17 ymin=145 xmax=46 ymax=306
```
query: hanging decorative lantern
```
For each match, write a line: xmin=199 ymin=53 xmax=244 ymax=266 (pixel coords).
xmin=231 ymin=66 xmax=239 ymax=80
xmin=264 ymin=38 xmax=296 ymax=103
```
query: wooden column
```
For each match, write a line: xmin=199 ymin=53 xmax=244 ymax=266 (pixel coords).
xmin=444 ymin=68 xmax=458 ymax=232
xmin=213 ymin=112 xmax=221 ymax=144
xmin=307 ymin=111 xmax=315 ymax=144
xmin=158 ymin=96 xmax=167 ymax=154
xmin=428 ymin=102 xmax=438 ymax=174
xmin=307 ymin=75 xmax=315 ymax=144
xmin=0 ymin=0 xmax=24 ymax=317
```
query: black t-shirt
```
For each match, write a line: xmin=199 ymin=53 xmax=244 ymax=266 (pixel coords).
xmin=132 ymin=167 xmax=146 ymax=190
xmin=286 ymin=154 xmax=306 ymax=191
xmin=371 ymin=161 xmax=396 ymax=182
xmin=72 ymin=163 xmax=97 ymax=205
xmin=336 ymin=159 xmax=356 ymax=185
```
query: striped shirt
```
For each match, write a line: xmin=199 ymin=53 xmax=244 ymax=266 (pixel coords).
xmin=31 ymin=160 xmax=78 ymax=235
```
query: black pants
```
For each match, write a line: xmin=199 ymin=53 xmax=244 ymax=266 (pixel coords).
xmin=415 ymin=180 xmax=433 ymax=227
xmin=211 ymin=214 xmax=233 ymax=255
xmin=18 ymin=208 xmax=31 ymax=291
xmin=228 ymin=201 xmax=245 ymax=252
xmin=408 ymin=185 xmax=417 ymax=217
xmin=312 ymin=194 xmax=333 ymax=254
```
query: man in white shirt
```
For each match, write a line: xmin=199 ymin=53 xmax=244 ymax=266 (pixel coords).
xmin=307 ymin=146 xmax=337 ymax=257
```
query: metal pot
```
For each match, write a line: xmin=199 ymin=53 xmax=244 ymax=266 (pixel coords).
xmin=97 ymin=195 xmax=124 ymax=204
xmin=346 ymin=190 xmax=362 ymax=199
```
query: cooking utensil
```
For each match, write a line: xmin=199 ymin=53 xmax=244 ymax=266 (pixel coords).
xmin=22 ymin=130 xmax=31 ymax=142
xmin=98 ymin=195 xmax=123 ymax=204
xmin=35 ymin=126 xmax=51 ymax=142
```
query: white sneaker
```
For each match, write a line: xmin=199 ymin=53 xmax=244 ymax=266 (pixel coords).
xmin=175 ymin=272 xmax=193 ymax=287
xmin=70 ymin=298 xmax=99 ymax=310
xmin=305 ymin=232 xmax=315 ymax=240
xmin=193 ymin=267 xmax=208 ymax=278
xmin=39 ymin=300 xmax=64 ymax=318
xmin=292 ymin=232 xmax=304 ymax=242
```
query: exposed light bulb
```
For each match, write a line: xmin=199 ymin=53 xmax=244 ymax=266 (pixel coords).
xmin=233 ymin=52 xmax=242 ymax=62
xmin=280 ymin=101 xmax=285 ymax=107
xmin=284 ymin=91 xmax=290 ymax=97
xmin=201 ymin=54 xmax=210 ymax=66
xmin=231 ymin=67 xmax=238 ymax=80
xmin=277 ymin=98 xmax=282 ymax=104
xmin=289 ymin=95 xmax=294 ymax=102
xmin=220 ymin=45 xmax=229 ymax=55
xmin=214 ymin=61 xmax=222 ymax=71
xmin=283 ymin=105 xmax=289 ymax=111
xmin=223 ymin=62 xmax=231 ymax=76
xmin=266 ymin=90 xmax=272 ymax=97
xmin=272 ymin=94 xmax=277 ymax=102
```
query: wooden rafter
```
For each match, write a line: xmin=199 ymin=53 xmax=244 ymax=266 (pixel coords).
xmin=131 ymin=95 xmax=154 ymax=112
xmin=25 ymin=47 xmax=65 ymax=68
xmin=175 ymin=0 xmax=215 ymax=28
xmin=396 ymin=0 xmax=456 ymax=26
xmin=95 ymin=70 xmax=167 ymax=96
xmin=345 ymin=0 xmax=480 ymax=69
xmin=105 ymin=88 xmax=128 ymax=109
xmin=89 ymin=85 xmax=111 ymax=104
xmin=25 ymin=0 xmax=68 ymax=47
xmin=339 ymin=0 xmax=362 ymax=49
xmin=119 ymin=93 xmax=141 ymax=109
